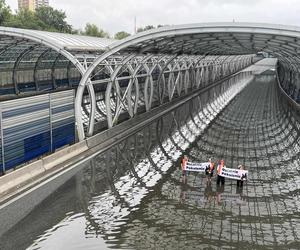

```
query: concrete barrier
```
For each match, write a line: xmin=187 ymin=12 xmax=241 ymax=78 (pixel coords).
xmin=86 ymin=130 xmax=111 ymax=148
xmin=0 ymin=140 xmax=89 ymax=201
xmin=43 ymin=140 xmax=88 ymax=170
xmin=0 ymin=160 xmax=44 ymax=197
xmin=276 ymin=71 xmax=300 ymax=111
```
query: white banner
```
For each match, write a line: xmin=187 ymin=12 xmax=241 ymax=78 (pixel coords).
xmin=219 ymin=167 xmax=248 ymax=180
xmin=186 ymin=162 xmax=210 ymax=172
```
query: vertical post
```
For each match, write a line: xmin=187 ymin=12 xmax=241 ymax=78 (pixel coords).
xmin=49 ymin=93 xmax=53 ymax=152
xmin=67 ymin=61 xmax=72 ymax=87
xmin=72 ymin=89 xmax=76 ymax=143
xmin=83 ymin=57 xmax=97 ymax=137
xmin=0 ymin=106 xmax=5 ymax=174
xmin=105 ymin=81 xmax=113 ymax=129
xmin=51 ymin=55 xmax=60 ymax=90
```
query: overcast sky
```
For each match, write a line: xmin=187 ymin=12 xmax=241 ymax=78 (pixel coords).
xmin=5 ymin=0 xmax=300 ymax=35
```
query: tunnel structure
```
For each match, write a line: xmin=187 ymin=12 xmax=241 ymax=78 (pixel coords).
xmin=2 ymin=67 xmax=299 ymax=249
xmin=0 ymin=27 xmax=115 ymax=96
xmin=74 ymin=22 xmax=300 ymax=141
xmin=0 ymin=23 xmax=299 ymax=172
xmin=0 ymin=23 xmax=300 ymax=249
xmin=0 ymin=27 xmax=115 ymax=172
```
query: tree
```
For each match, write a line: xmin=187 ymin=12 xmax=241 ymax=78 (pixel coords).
xmin=35 ymin=6 xmax=72 ymax=33
xmin=0 ymin=0 xmax=11 ymax=25
xmin=114 ymin=31 xmax=131 ymax=40
xmin=82 ymin=23 xmax=109 ymax=38
xmin=3 ymin=4 xmax=73 ymax=33
xmin=5 ymin=8 xmax=43 ymax=30
xmin=0 ymin=0 xmax=115 ymax=38
xmin=137 ymin=25 xmax=166 ymax=33
xmin=137 ymin=25 xmax=155 ymax=33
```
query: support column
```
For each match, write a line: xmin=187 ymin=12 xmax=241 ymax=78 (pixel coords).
xmin=12 ymin=46 xmax=36 ymax=94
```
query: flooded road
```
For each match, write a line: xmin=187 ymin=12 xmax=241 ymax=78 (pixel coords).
xmin=1 ymin=71 xmax=300 ymax=250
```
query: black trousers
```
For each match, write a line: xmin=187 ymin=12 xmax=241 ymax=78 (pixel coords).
xmin=217 ymin=175 xmax=225 ymax=185
xmin=237 ymin=180 xmax=244 ymax=187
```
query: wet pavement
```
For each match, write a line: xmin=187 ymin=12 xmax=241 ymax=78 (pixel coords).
xmin=1 ymin=71 xmax=300 ymax=250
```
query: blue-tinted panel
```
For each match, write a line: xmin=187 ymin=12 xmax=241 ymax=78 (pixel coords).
xmin=0 ymin=87 xmax=15 ymax=95
xmin=4 ymin=131 xmax=51 ymax=171
xmin=18 ymin=82 xmax=36 ymax=93
xmin=2 ymin=103 xmax=49 ymax=119
xmin=52 ymin=123 xmax=75 ymax=151
xmin=52 ymin=104 xmax=74 ymax=115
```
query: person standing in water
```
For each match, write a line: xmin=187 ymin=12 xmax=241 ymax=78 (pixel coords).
xmin=205 ymin=158 xmax=215 ymax=183
xmin=237 ymin=165 xmax=247 ymax=187
xmin=216 ymin=159 xmax=225 ymax=185
xmin=181 ymin=155 xmax=188 ymax=183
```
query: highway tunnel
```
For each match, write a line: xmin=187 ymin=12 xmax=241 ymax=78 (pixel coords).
xmin=1 ymin=59 xmax=299 ymax=249
xmin=0 ymin=23 xmax=300 ymax=249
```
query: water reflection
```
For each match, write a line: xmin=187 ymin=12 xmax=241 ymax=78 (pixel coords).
xmin=109 ymin=73 xmax=300 ymax=249
xmin=1 ymin=72 xmax=300 ymax=249
xmin=72 ymin=73 xmax=253 ymax=244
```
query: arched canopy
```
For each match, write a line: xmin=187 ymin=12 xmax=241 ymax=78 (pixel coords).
xmin=113 ymin=22 xmax=300 ymax=56
xmin=0 ymin=26 xmax=116 ymax=76
xmin=75 ymin=22 xmax=300 ymax=140
xmin=77 ymin=22 xmax=300 ymax=91
xmin=83 ymin=22 xmax=300 ymax=75
xmin=0 ymin=26 xmax=116 ymax=97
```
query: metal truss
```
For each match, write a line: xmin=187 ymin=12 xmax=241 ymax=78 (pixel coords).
xmin=277 ymin=61 xmax=300 ymax=103
xmin=74 ymin=23 xmax=300 ymax=141
xmin=77 ymin=54 xmax=254 ymax=140
xmin=1 ymin=24 xmax=300 ymax=142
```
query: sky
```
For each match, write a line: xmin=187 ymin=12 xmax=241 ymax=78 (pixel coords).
xmin=5 ymin=0 xmax=300 ymax=35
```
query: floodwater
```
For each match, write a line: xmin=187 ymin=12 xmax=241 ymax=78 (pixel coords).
xmin=1 ymin=71 xmax=300 ymax=250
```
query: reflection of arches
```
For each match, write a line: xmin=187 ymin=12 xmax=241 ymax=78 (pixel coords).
xmin=98 ymin=76 xmax=300 ymax=250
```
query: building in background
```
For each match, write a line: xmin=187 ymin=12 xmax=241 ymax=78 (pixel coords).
xmin=35 ymin=0 xmax=49 ymax=9
xmin=18 ymin=0 xmax=49 ymax=11
xmin=18 ymin=0 xmax=35 ymax=11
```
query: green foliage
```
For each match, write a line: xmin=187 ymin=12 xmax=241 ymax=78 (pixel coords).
xmin=114 ymin=31 xmax=131 ymax=40
xmin=137 ymin=25 xmax=155 ymax=33
xmin=0 ymin=0 xmax=73 ymax=33
xmin=35 ymin=6 xmax=72 ymax=33
xmin=137 ymin=25 xmax=166 ymax=33
xmin=81 ymin=23 xmax=110 ymax=38
xmin=0 ymin=0 xmax=116 ymax=39
xmin=4 ymin=8 xmax=43 ymax=29
xmin=0 ymin=0 xmax=11 ymax=25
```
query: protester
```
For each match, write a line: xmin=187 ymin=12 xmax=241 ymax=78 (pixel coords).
xmin=205 ymin=158 xmax=215 ymax=183
xmin=181 ymin=155 xmax=188 ymax=182
xmin=216 ymin=159 xmax=225 ymax=185
xmin=237 ymin=165 xmax=247 ymax=187
xmin=216 ymin=184 xmax=225 ymax=205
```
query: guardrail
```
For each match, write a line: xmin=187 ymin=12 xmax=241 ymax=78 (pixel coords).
xmin=276 ymin=69 xmax=300 ymax=111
